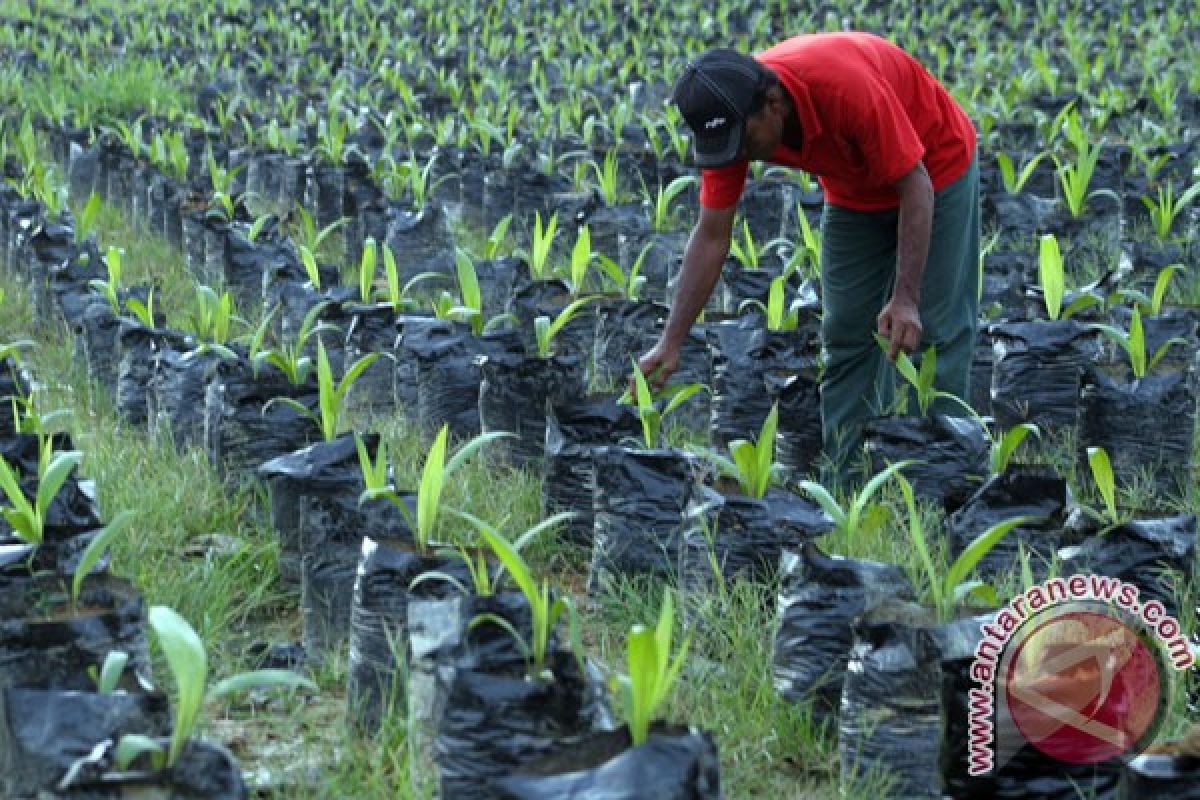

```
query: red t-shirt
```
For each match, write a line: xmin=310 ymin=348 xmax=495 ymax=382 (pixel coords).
xmin=699 ymin=32 xmax=977 ymax=212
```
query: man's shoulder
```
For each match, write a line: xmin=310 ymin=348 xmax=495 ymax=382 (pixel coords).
xmin=757 ymin=31 xmax=891 ymax=64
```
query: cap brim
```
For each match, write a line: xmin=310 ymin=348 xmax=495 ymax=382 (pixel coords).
xmin=693 ymin=123 xmax=744 ymax=169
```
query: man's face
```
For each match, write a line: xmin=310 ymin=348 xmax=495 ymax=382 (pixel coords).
xmin=737 ymin=90 xmax=784 ymax=162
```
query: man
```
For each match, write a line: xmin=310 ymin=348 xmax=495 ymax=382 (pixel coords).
xmin=635 ymin=31 xmax=979 ymax=484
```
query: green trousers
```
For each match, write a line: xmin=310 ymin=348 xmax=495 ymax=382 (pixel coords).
xmin=819 ymin=156 xmax=980 ymax=485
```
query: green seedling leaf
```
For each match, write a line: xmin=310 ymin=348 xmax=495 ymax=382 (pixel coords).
xmin=798 ymin=480 xmax=847 ymax=531
xmin=1086 ymin=446 xmax=1118 ymax=525
xmin=298 ymin=245 xmax=321 ymax=289
xmin=96 ymin=650 xmax=129 ymax=695
xmin=147 ymin=606 xmax=208 ymax=767
xmin=944 ymin=516 xmax=1033 ymax=607
xmin=569 ymin=225 xmax=592 ymax=292
xmin=416 ymin=425 xmax=449 ymax=549
xmin=207 ymin=669 xmax=314 ymax=701
xmin=1150 ymin=264 xmax=1183 ymax=316
xmin=37 ymin=450 xmax=83 ymax=530
xmin=114 ymin=734 xmax=167 ymax=771
xmin=358 ymin=238 xmax=378 ymax=303
xmin=992 ymin=423 xmax=1040 ymax=474
xmin=72 ymin=510 xmax=135 ymax=607
xmin=1038 ymin=234 xmax=1064 ymax=320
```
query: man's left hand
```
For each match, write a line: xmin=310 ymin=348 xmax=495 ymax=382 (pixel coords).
xmin=877 ymin=296 xmax=922 ymax=361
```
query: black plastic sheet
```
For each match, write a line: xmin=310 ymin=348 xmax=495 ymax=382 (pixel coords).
xmin=342 ymin=304 xmax=401 ymax=414
xmin=496 ymin=726 xmax=722 ymax=800
xmin=0 ymin=688 xmax=170 ymax=797
xmin=258 ymin=434 xmax=399 ymax=593
xmin=1059 ymin=513 xmax=1196 ymax=617
xmin=55 ymin=736 xmax=248 ymax=799
xmin=542 ymin=396 xmax=643 ymax=547
xmin=435 ymin=650 xmax=612 ymax=800
xmin=770 ymin=370 xmax=823 ymax=479
xmin=203 ymin=358 xmax=321 ymax=483
xmin=839 ymin=604 xmax=943 ymax=799
xmin=708 ymin=317 xmax=818 ymax=448
xmin=1119 ymin=754 xmax=1200 ymax=798
xmin=863 ymin=414 xmax=990 ymax=512
xmin=772 ymin=543 xmax=916 ymax=720
xmin=1078 ymin=367 xmax=1196 ymax=497
xmin=680 ymin=485 xmax=833 ymax=591
xmin=115 ymin=322 xmax=189 ymax=428
xmin=0 ymin=575 xmax=150 ymax=693
xmin=149 ymin=346 xmax=226 ymax=449
xmin=409 ymin=324 xmax=523 ymax=439
xmin=392 ymin=315 xmax=444 ymax=419
xmin=947 ymin=465 xmax=1071 ymax=580
xmin=588 ymin=447 xmax=704 ymax=589
xmin=346 ymin=537 xmax=468 ymax=732
xmin=479 ymin=352 xmax=585 ymax=468
xmin=989 ymin=319 xmax=1104 ymax=433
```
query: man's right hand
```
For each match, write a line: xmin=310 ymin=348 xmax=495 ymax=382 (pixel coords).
xmin=631 ymin=341 xmax=680 ymax=395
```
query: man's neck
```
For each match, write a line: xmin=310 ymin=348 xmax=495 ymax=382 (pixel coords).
xmin=780 ymin=89 xmax=804 ymax=149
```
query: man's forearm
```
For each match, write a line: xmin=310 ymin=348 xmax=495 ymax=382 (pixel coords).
xmin=661 ymin=228 xmax=727 ymax=347
xmin=893 ymin=174 xmax=934 ymax=305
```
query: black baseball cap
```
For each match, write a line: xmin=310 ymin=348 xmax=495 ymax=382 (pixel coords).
xmin=671 ymin=49 xmax=772 ymax=168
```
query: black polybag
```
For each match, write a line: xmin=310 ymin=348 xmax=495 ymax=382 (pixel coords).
xmin=392 ymin=314 xmax=443 ymax=418
xmin=989 ymin=319 xmax=1103 ymax=433
xmin=1078 ymin=367 xmax=1197 ymax=497
xmin=947 ymin=465 xmax=1071 ymax=579
xmin=1119 ymin=753 xmax=1200 ymax=798
xmin=435 ymin=650 xmax=614 ymax=800
xmin=342 ymin=303 xmax=401 ymax=414
xmin=55 ymin=736 xmax=248 ymax=799
xmin=591 ymin=301 xmax=668 ymax=388
xmin=345 ymin=536 xmax=470 ymax=732
xmin=203 ymin=358 xmax=321 ymax=482
xmin=542 ymin=396 xmax=643 ymax=547
xmin=115 ymin=321 xmax=189 ymax=428
xmin=772 ymin=543 xmax=916 ymax=720
xmin=931 ymin=613 xmax=1122 ymax=799
xmin=478 ymin=351 xmax=586 ymax=468
xmin=409 ymin=324 xmax=523 ymax=439
xmin=495 ymin=726 xmax=722 ymax=800
xmin=679 ymin=485 xmax=833 ymax=591
xmin=862 ymin=413 xmax=989 ymax=511
xmin=258 ymin=434 xmax=375 ymax=591
xmin=149 ymin=346 xmax=227 ymax=449
xmin=0 ymin=688 xmax=169 ymax=797
xmin=707 ymin=317 xmax=817 ymax=447
xmin=770 ymin=370 xmax=823 ymax=479
xmin=588 ymin=447 xmax=704 ymax=589
xmin=1059 ymin=513 xmax=1196 ymax=617
xmin=838 ymin=604 xmax=943 ymax=799
xmin=0 ymin=575 xmax=150 ymax=692
xmin=507 ymin=279 xmax=597 ymax=364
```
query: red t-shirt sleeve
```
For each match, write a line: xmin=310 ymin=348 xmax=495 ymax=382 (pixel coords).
xmin=699 ymin=160 xmax=750 ymax=209
xmin=844 ymin=75 xmax=926 ymax=186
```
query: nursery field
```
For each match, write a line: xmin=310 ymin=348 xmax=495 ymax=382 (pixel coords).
xmin=0 ymin=0 xmax=1196 ymax=797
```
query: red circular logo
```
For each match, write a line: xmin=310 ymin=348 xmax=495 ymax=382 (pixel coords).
xmin=1004 ymin=608 xmax=1166 ymax=765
